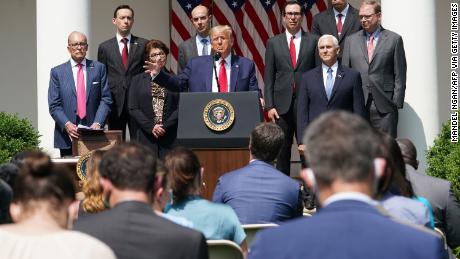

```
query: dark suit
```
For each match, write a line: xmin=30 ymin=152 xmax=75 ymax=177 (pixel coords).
xmin=406 ymin=165 xmax=460 ymax=248
xmin=128 ymin=73 xmax=179 ymax=158
xmin=74 ymin=201 xmax=208 ymax=259
xmin=264 ymin=31 xmax=319 ymax=175
xmin=154 ymin=54 xmax=259 ymax=94
xmin=297 ymin=64 xmax=366 ymax=142
xmin=97 ymin=35 xmax=148 ymax=138
xmin=311 ymin=5 xmax=361 ymax=54
xmin=342 ymin=28 xmax=407 ymax=137
xmin=48 ymin=59 xmax=112 ymax=149
xmin=212 ymin=160 xmax=303 ymax=224
xmin=177 ymin=36 xmax=198 ymax=73
xmin=249 ymin=200 xmax=447 ymax=259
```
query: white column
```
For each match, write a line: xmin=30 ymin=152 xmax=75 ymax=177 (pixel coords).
xmin=381 ymin=0 xmax=439 ymax=171
xmin=37 ymin=0 xmax=90 ymax=157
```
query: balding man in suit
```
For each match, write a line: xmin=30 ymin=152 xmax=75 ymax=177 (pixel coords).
xmin=342 ymin=0 xmax=406 ymax=137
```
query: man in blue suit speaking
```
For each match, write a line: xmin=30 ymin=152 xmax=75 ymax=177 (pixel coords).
xmin=145 ymin=25 xmax=260 ymax=97
xmin=48 ymin=31 xmax=112 ymax=157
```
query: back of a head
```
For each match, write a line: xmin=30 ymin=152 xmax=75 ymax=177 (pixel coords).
xmin=82 ymin=150 xmax=107 ymax=213
xmin=99 ymin=142 xmax=157 ymax=193
xmin=0 ymin=163 xmax=19 ymax=187
xmin=250 ymin=122 xmax=284 ymax=163
xmin=396 ymin=138 xmax=418 ymax=169
xmin=164 ymin=147 xmax=201 ymax=203
xmin=302 ymin=111 xmax=378 ymax=186
xmin=13 ymin=151 xmax=76 ymax=212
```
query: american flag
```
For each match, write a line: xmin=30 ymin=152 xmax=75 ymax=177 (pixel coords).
xmin=170 ymin=0 xmax=328 ymax=88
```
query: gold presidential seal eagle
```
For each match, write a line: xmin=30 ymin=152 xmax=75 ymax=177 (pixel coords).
xmin=203 ymin=99 xmax=235 ymax=131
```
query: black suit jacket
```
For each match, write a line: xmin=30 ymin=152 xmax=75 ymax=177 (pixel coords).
xmin=297 ymin=65 xmax=366 ymax=143
xmin=311 ymin=5 xmax=361 ymax=52
xmin=264 ymin=31 xmax=319 ymax=115
xmin=98 ymin=35 xmax=148 ymax=116
xmin=128 ymin=73 xmax=179 ymax=155
xmin=74 ymin=201 xmax=208 ymax=259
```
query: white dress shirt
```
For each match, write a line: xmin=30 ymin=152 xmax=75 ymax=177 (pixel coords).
xmin=70 ymin=58 xmax=87 ymax=91
xmin=116 ymin=33 xmax=132 ymax=54
xmin=212 ymin=54 xmax=232 ymax=93
xmin=285 ymin=30 xmax=302 ymax=62
xmin=196 ymin=35 xmax=211 ymax=56
xmin=322 ymin=61 xmax=339 ymax=90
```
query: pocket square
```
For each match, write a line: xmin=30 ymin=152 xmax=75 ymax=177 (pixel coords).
xmin=92 ymin=81 xmax=100 ymax=85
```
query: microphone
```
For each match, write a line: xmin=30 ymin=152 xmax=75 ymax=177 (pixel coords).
xmin=212 ymin=52 xmax=222 ymax=92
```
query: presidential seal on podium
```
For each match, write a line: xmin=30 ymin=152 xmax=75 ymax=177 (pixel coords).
xmin=203 ymin=99 xmax=235 ymax=131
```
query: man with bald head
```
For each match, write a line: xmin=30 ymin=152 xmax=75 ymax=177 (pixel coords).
xmin=177 ymin=5 xmax=212 ymax=73
xmin=297 ymin=34 xmax=366 ymax=154
xmin=48 ymin=31 xmax=112 ymax=157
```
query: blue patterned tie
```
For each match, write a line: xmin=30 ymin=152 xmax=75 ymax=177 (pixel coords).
xmin=201 ymin=38 xmax=208 ymax=55
xmin=326 ymin=67 xmax=333 ymax=100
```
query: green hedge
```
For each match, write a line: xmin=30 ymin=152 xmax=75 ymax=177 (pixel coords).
xmin=0 ymin=112 xmax=40 ymax=164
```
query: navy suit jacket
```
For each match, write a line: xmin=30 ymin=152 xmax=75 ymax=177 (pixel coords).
xmin=154 ymin=54 xmax=260 ymax=95
xmin=212 ymin=160 xmax=303 ymax=224
xmin=297 ymin=64 xmax=366 ymax=143
xmin=249 ymin=200 xmax=447 ymax=259
xmin=48 ymin=59 xmax=112 ymax=149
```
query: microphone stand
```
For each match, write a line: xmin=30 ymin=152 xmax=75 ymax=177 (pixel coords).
xmin=212 ymin=52 xmax=221 ymax=93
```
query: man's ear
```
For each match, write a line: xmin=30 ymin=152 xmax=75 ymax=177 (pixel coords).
xmin=9 ymin=203 xmax=21 ymax=222
xmin=300 ymin=168 xmax=316 ymax=191
xmin=373 ymin=158 xmax=386 ymax=180
xmin=99 ymin=177 xmax=113 ymax=193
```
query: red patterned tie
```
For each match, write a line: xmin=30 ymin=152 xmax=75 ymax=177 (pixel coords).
xmin=337 ymin=14 xmax=343 ymax=36
xmin=289 ymin=35 xmax=296 ymax=68
xmin=76 ymin=63 xmax=86 ymax=119
xmin=218 ymin=60 xmax=228 ymax=93
xmin=121 ymin=38 xmax=129 ymax=70
xmin=367 ymin=35 xmax=374 ymax=62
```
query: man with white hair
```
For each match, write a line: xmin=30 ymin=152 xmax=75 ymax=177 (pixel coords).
xmin=297 ymin=34 xmax=366 ymax=153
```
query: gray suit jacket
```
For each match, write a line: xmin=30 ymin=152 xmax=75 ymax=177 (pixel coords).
xmin=342 ymin=28 xmax=407 ymax=113
xmin=406 ymin=165 xmax=460 ymax=248
xmin=264 ymin=31 xmax=319 ymax=115
xmin=177 ymin=36 xmax=198 ymax=73
xmin=311 ymin=5 xmax=361 ymax=52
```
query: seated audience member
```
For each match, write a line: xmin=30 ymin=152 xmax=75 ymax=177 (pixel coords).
xmin=128 ymin=39 xmax=179 ymax=159
xmin=249 ymin=111 xmax=446 ymax=259
xmin=376 ymin=132 xmax=433 ymax=228
xmin=74 ymin=143 xmax=208 ymax=259
xmin=0 ymin=179 xmax=12 ymax=224
xmin=397 ymin=138 xmax=460 ymax=249
xmin=78 ymin=150 xmax=108 ymax=218
xmin=153 ymin=161 xmax=193 ymax=227
xmin=0 ymin=162 xmax=19 ymax=188
xmin=165 ymin=147 xmax=247 ymax=251
xmin=0 ymin=151 xmax=115 ymax=259
xmin=213 ymin=122 xmax=303 ymax=224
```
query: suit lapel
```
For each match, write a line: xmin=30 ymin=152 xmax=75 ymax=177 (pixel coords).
xmin=128 ymin=35 xmax=140 ymax=70
xmin=315 ymin=66 xmax=328 ymax=101
xmin=85 ymin=59 xmax=94 ymax=100
xmin=358 ymin=32 xmax=370 ymax=64
xmin=230 ymin=55 xmax=239 ymax=92
xmin=329 ymin=65 xmax=345 ymax=101
xmin=340 ymin=6 xmax=355 ymax=42
xmin=326 ymin=9 xmax=339 ymax=39
xmin=279 ymin=34 xmax=294 ymax=70
xmin=206 ymin=57 xmax=213 ymax=92
xmin=190 ymin=36 xmax=199 ymax=57
xmin=110 ymin=37 xmax=126 ymax=72
xmin=65 ymin=61 xmax=76 ymax=97
xmin=370 ymin=28 xmax=387 ymax=65
xmin=296 ymin=31 xmax=308 ymax=70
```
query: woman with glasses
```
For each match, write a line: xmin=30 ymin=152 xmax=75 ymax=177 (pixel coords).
xmin=128 ymin=39 xmax=179 ymax=158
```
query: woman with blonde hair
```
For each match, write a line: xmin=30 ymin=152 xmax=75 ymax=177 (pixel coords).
xmin=79 ymin=150 xmax=108 ymax=217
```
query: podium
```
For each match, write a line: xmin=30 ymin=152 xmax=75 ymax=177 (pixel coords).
xmin=71 ymin=130 xmax=123 ymax=156
xmin=177 ymin=91 xmax=263 ymax=199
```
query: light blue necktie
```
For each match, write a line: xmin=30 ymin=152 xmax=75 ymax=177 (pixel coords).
xmin=201 ymin=38 xmax=208 ymax=55
xmin=326 ymin=67 xmax=333 ymax=100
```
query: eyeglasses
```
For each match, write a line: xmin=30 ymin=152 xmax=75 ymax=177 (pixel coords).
xmin=149 ymin=52 xmax=166 ymax=59
xmin=68 ymin=42 xmax=88 ymax=48
xmin=285 ymin=12 xmax=302 ymax=18
xmin=359 ymin=13 xmax=379 ymax=20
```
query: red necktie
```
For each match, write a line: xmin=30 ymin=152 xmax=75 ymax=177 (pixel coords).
xmin=76 ymin=63 xmax=86 ymax=119
xmin=218 ymin=60 xmax=228 ymax=93
xmin=337 ymin=14 xmax=343 ymax=36
xmin=121 ymin=38 xmax=129 ymax=70
xmin=289 ymin=35 xmax=296 ymax=68
xmin=367 ymin=35 xmax=375 ymax=62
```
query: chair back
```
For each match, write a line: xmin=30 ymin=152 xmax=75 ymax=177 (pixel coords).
xmin=242 ymin=223 xmax=278 ymax=248
xmin=207 ymin=240 xmax=244 ymax=259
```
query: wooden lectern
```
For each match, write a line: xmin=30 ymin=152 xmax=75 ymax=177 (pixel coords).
xmin=71 ymin=130 xmax=123 ymax=156
xmin=177 ymin=92 xmax=263 ymax=200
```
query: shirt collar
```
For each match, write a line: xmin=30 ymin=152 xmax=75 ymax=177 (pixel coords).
xmin=217 ymin=53 xmax=232 ymax=66
xmin=365 ymin=25 xmax=382 ymax=38
xmin=116 ymin=33 xmax=132 ymax=43
xmin=286 ymin=29 xmax=302 ymax=40
xmin=322 ymin=61 xmax=339 ymax=72
xmin=197 ymin=34 xmax=210 ymax=43
xmin=323 ymin=192 xmax=377 ymax=207
xmin=70 ymin=58 xmax=87 ymax=67
xmin=333 ymin=4 xmax=349 ymax=18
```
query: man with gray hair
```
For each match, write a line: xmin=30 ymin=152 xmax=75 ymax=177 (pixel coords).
xmin=146 ymin=25 xmax=260 ymax=95
xmin=297 ymin=34 xmax=366 ymax=154
xmin=249 ymin=111 xmax=446 ymax=259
